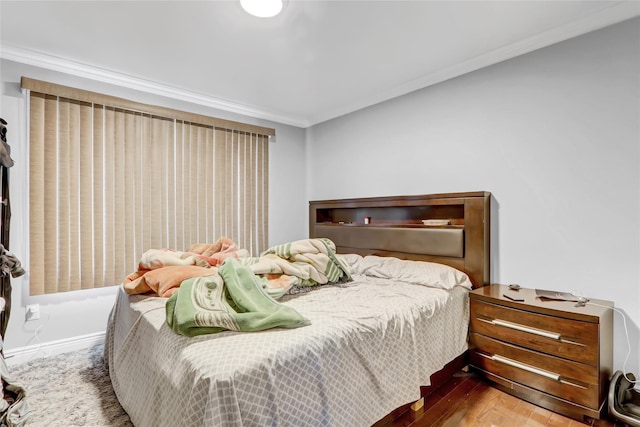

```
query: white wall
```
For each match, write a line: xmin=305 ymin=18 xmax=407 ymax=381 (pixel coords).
xmin=0 ymin=59 xmax=308 ymax=356
xmin=307 ymin=18 xmax=640 ymax=374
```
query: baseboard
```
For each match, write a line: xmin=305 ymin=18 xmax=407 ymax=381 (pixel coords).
xmin=3 ymin=332 xmax=105 ymax=366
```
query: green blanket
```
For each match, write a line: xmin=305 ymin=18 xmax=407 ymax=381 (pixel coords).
xmin=241 ymin=237 xmax=352 ymax=299
xmin=165 ymin=258 xmax=310 ymax=337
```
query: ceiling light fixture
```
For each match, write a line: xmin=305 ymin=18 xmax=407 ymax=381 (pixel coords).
xmin=240 ymin=0 xmax=284 ymax=18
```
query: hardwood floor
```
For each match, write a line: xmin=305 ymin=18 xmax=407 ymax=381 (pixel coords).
xmin=380 ymin=371 xmax=627 ymax=427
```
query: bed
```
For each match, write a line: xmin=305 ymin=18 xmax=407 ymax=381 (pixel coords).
xmin=104 ymin=191 xmax=491 ymax=427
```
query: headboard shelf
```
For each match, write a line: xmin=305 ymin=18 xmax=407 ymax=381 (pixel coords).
xmin=314 ymin=204 xmax=465 ymax=225
xmin=317 ymin=222 xmax=465 ymax=229
xmin=309 ymin=191 xmax=491 ymax=287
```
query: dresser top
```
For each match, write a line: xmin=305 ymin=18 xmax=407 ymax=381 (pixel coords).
xmin=470 ymin=284 xmax=613 ymax=323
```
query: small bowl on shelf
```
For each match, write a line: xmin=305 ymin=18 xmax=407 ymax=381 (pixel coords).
xmin=421 ymin=219 xmax=450 ymax=226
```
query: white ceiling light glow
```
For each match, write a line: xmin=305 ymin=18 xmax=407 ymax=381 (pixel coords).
xmin=240 ymin=0 xmax=284 ymax=18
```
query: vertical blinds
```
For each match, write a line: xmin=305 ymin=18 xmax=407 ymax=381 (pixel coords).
xmin=24 ymin=78 xmax=272 ymax=295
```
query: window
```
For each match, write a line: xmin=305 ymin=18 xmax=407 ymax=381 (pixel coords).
xmin=23 ymin=78 xmax=273 ymax=295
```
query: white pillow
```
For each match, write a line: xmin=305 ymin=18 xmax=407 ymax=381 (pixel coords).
xmin=359 ymin=255 xmax=472 ymax=290
xmin=335 ymin=253 xmax=365 ymax=275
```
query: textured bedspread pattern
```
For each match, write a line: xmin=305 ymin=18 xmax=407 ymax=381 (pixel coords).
xmin=106 ymin=255 xmax=473 ymax=427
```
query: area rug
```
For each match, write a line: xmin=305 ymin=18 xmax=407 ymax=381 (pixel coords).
xmin=7 ymin=344 xmax=132 ymax=427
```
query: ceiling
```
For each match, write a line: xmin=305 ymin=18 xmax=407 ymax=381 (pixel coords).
xmin=1 ymin=1 xmax=638 ymax=128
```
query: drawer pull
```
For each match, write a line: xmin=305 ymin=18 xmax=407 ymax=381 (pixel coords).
xmin=492 ymin=319 xmax=561 ymax=340
xmin=492 ymin=354 xmax=560 ymax=381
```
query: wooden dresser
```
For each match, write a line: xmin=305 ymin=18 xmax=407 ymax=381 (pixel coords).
xmin=469 ymin=284 xmax=613 ymax=422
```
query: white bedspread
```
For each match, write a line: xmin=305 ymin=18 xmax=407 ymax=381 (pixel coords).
xmin=105 ymin=271 xmax=470 ymax=427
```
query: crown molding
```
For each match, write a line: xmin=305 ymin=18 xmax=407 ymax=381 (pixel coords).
xmin=308 ymin=1 xmax=640 ymax=126
xmin=0 ymin=44 xmax=308 ymax=128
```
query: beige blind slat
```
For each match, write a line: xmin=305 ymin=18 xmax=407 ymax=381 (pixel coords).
xmin=215 ymin=128 xmax=225 ymax=244
xmin=79 ymin=101 xmax=94 ymax=289
xmin=196 ymin=125 xmax=207 ymax=242
xmin=123 ymin=111 xmax=136 ymax=273
xmin=43 ymin=95 xmax=59 ymax=294
xmin=113 ymin=109 xmax=126 ymax=282
xmin=28 ymin=94 xmax=45 ymax=295
xmin=57 ymin=100 xmax=70 ymax=292
xmin=175 ymin=122 xmax=185 ymax=250
xmin=260 ymin=135 xmax=269 ymax=252
xmin=67 ymin=101 xmax=81 ymax=291
xmin=205 ymin=127 xmax=214 ymax=242
xmin=241 ymin=133 xmax=248 ymax=251
xmin=92 ymin=105 xmax=105 ymax=288
xmin=103 ymin=107 xmax=115 ymax=286
xmin=166 ymin=120 xmax=177 ymax=249
xmin=187 ymin=124 xmax=197 ymax=245
xmin=249 ymin=134 xmax=258 ymax=254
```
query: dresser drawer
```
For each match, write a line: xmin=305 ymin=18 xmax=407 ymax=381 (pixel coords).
xmin=470 ymin=299 xmax=599 ymax=365
xmin=470 ymin=333 xmax=600 ymax=409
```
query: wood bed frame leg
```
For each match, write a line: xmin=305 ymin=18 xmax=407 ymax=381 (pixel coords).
xmin=411 ymin=397 xmax=424 ymax=411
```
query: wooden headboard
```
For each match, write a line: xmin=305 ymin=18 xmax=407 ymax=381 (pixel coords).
xmin=309 ymin=191 xmax=491 ymax=288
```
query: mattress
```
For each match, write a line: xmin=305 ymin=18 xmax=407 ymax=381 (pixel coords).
xmin=105 ymin=256 xmax=471 ymax=427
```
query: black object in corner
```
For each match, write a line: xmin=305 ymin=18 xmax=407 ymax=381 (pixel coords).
xmin=609 ymin=371 xmax=640 ymax=426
